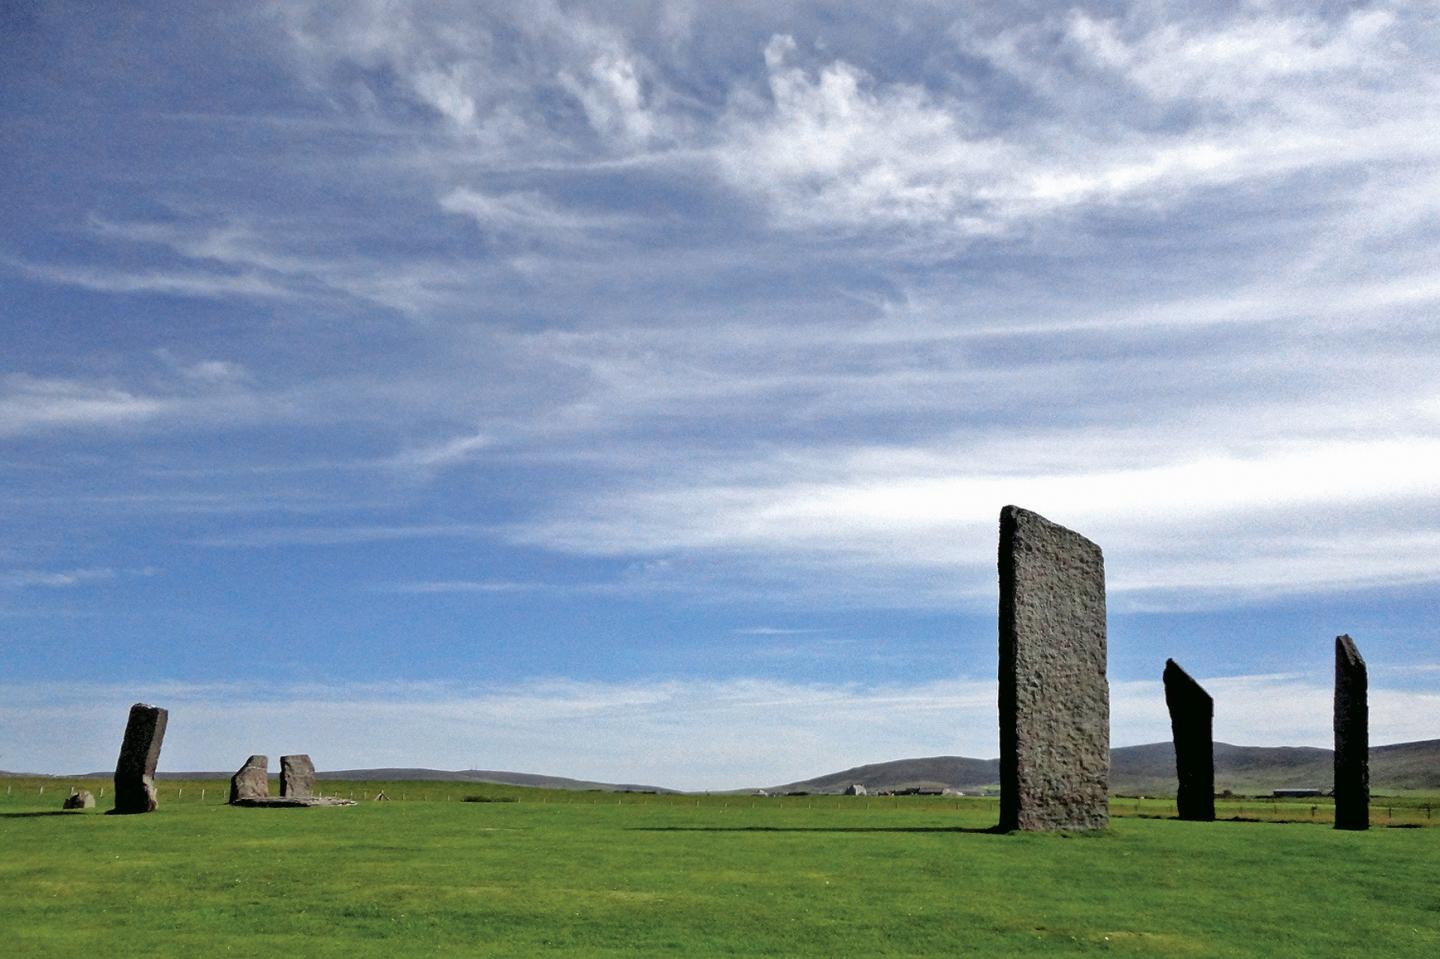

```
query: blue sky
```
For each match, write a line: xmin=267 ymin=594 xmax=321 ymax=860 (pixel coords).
xmin=3 ymin=1 xmax=1439 ymax=788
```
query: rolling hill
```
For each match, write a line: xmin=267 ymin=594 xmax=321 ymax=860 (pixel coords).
xmin=767 ymin=739 xmax=1440 ymax=796
xmin=38 ymin=739 xmax=1440 ymax=796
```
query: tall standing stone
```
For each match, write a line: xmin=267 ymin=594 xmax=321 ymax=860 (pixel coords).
xmin=229 ymin=755 xmax=270 ymax=804
xmin=280 ymin=754 xmax=317 ymax=799
xmin=1163 ymin=659 xmax=1215 ymax=821
xmin=1333 ymin=634 xmax=1369 ymax=831
xmin=112 ymin=703 xmax=168 ymax=814
xmin=998 ymin=506 xmax=1109 ymax=831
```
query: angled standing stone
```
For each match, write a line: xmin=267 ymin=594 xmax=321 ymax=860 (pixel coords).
xmin=229 ymin=755 xmax=270 ymax=804
xmin=1163 ymin=659 xmax=1215 ymax=821
xmin=112 ymin=703 xmax=168 ymax=814
xmin=1334 ymin=634 xmax=1369 ymax=831
xmin=998 ymin=506 xmax=1109 ymax=831
xmin=280 ymin=754 xmax=316 ymax=799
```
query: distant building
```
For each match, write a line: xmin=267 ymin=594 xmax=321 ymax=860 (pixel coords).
xmin=843 ymin=784 xmax=866 ymax=796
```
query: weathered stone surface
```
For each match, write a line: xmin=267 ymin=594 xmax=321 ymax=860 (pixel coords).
xmin=280 ymin=754 xmax=316 ymax=799
xmin=231 ymin=795 xmax=355 ymax=808
xmin=112 ymin=703 xmax=168 ymax=814
xmin=229 ymin=754 xmax=269 ymax=804
xmin=1163 ymin=659 xmax=1215 ymax=821
xmin=63 ymin=789 xmax=96 ymax=810
xmin=998 ymin=505 xmax=1109 ymax=832
xmin=1333 ymin=634 xmax=1369 ymax=831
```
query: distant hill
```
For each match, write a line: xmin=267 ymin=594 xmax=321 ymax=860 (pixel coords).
xmin=317 ymin=768 xmax=676 ymax=793
xmin=768 ymin=739 xmax=1440 ymax=796
xmin=27 ymin=740 xmax=1440 ymax=796
xmin=67 ymin=767 xmax=675 ymax=792
xmin=766 ymin=756 xmax=999 ymax=795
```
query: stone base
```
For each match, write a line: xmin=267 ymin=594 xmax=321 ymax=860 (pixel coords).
xmin=231 ymin=796 xmax=356 ymax=808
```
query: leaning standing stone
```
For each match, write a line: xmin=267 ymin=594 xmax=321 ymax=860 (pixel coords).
xmin=63 ymin=789 xmax=96 ymax=810
xmin=998 ymin=505 xmax=1109 ymax=831
xmin=1333 ymin=634 xmax=1369 ymax=831
xmin=113 ymin=703 xmax=168 ymax=814
xmin=1163 ymin=659 xmax=1215 ymax=822
xmin=280 ymin=754 xmax=317 ymax=799
xmin=229 ymin=755 xmax=270 ymax=804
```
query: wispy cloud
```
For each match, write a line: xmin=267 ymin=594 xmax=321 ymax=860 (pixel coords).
xmin=189 ymin=523 xmax=495 ymax=548
xmin=0 ymin=567 xmax=117 ymax=589
xmin=8 ymin=256 xmax=297 ymax=301
xmin=440 ymin=187 xmax=628 ymax=242
xmin=388 ymin=430 xmax=493 ymax=469
xmin=6 ymin=1 xmax=1440 ymax=619
xmin=383 ymin=579 xmax=547 ymax=595
xmin=0 ymin=375 xmax=170 ymax=436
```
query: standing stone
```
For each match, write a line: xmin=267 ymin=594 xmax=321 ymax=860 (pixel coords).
xmin=229 ymin=755 xmax=270 ymax=804
xmin=113 ymin=703 xmax=168 ymax=814
xmin=280 ymin=754 xmax=316 ymax=799
xmin=63 ymin=789 xmax=96 ymax=810
xmin=1333 ymin=634 xmax=1369 ymax=831
xmin=1163 ymin=659 xmax=1215 ymax=821
xmin=998 ymin=505 xmax=1109 ymax=831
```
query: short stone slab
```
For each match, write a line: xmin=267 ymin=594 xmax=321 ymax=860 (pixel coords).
xmin=63 ymin=790 xmax=96 ymax=810
xmin=230 ymin=754 xmax=270 ymax=804
xmin=280 ymin=754 xmax=316 ymax=799
xmin=231 ymin=796 xmax=356 ymax=808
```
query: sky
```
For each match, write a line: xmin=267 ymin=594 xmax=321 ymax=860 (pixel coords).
xmin=3 ymin=0 xmax=1439 ymax=789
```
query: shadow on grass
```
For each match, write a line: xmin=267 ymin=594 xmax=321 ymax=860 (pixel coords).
xmin=630 ymin=825 xmax=1005 ymax=835
xmin=0 ymin=810 xmax=88 ymax=818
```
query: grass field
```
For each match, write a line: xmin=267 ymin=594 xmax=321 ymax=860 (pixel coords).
xmin=4 ymin=779 xmax=1439 ymax=957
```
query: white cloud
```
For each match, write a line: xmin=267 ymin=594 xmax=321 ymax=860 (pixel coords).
xmin=389 ymin=429 xmax=493 ymax=469
xmin=3 ymin=671 xmax=1435 ymax=788
xmin=188 ymin=523 xmax=495 ymax=548
xmin=439 ymin=187 xmax=626 ymax=242
xmin=509 ymin=435 xmax=1440 ymax=605
xmin=0 ymin=568 xmax=116 ymax=589
xmin=0 ymin=375 xmax=169 ymax=436
xmin=8 ymin=257 xmax=296 ymax=301
xmin=384 ymin=579 xmax=546 ymax=594
xmin=1063 ymin=6 xmax=1400 ymax=107
xmin=713 ymin=34 xmax=1010 ymax=232
xmin=559 ymin=50 xmax=658 ymax=146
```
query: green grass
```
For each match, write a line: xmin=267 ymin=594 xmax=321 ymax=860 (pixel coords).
xmin=4 ymin=779 xmax=1439 ymax=957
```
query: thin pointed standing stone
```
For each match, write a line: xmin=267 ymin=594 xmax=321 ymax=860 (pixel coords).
xmin=280 ymin=754 xmax=317 ymax=799
xmin=229 ymin=755 xmax=270 ymax=804
xmin=1163 ymin=659 xmax=1215 ymax=821
xmin=1333 ymin=634 xmax=1369 ymax=831
xmin=998 ymin=505 xmax=1110 ymax=832
xmin=112 ymin=703 xmax=168 ymax=814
